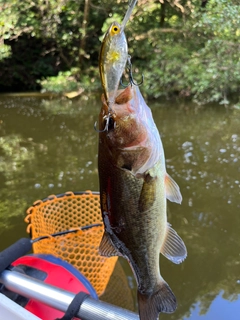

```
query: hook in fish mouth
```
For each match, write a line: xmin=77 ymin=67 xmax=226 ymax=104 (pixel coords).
xmin=94 ymin=112 xmax=116 ymax=133
xmin=120 ymin=55 xmax=144 ymax=88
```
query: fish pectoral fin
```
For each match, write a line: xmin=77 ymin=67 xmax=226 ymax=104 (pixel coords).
xmin=99 ymin=232 xmax=121 ymax=257
xmin=161 ymin=223 xmax=187 ymax=264
xmin=165 ymin=173 xmax=182 ymax=204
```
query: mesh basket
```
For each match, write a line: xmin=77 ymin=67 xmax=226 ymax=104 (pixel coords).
xmin=25 ymin=190 xmax=117 ymax=296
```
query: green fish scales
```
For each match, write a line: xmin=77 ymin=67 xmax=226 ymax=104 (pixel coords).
xmin=98 ymin=86 xmax=187 ymax=320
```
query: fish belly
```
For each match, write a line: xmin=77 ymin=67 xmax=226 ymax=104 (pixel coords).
xmin=99 ymin=150 xmax=177 ymax=319
xmin=99 ymin=148 xmax=165 ymax=285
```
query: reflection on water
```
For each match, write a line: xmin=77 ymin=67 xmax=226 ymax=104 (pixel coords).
xmin=184 ymin=292 xmax=240 ymax=320
xmin=0 ymin=95 xmax=239 ymax=319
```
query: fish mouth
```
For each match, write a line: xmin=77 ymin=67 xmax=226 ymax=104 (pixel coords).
xmin=98 ymin=86 xmax=134 ymax=133
xmin=103 ymin=113 xmax=116 ymax=132
xmin=102 ymin=86 xmax=133 ymax=112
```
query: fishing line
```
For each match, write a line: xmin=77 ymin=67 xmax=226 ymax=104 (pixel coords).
xmin=121 ymin=0 xmax=138 ymax=30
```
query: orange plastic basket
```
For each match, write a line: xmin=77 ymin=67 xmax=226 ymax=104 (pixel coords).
xmin=25 ymin=190 xmax=117 ymax=296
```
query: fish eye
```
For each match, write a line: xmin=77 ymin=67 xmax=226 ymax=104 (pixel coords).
xmin=110 ymin=25 xmax=120 ymax=36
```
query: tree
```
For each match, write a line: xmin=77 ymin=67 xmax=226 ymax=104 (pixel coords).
xmin=0 ymin=0 xmax=239 ymax=104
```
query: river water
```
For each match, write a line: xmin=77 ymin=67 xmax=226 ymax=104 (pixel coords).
xmin=0 ymin=94 xmax=239 ymax=320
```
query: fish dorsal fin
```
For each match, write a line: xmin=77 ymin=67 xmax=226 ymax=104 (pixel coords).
xmin=161 ymin=223 xmax=187 ymax=264
xmin=99 ymin=232 xmax=121 ymax=257
xmin=165 ymin=173 xmax=182 ymax=204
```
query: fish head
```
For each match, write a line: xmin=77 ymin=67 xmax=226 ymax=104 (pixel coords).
xmin=98 ymin=86 xmax=162 ymax=175
xmin=99 ymin=86 xmax=145 ymax=147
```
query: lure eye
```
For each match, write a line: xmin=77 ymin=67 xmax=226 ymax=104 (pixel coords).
xmin=110 ymin=25 xmax=120 ymax=36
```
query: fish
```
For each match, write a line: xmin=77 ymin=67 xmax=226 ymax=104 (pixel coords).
xmin=99 ymin=0 xmax=138 ymax=110
xmin=97 ymin=85 xmax=187 ymax=320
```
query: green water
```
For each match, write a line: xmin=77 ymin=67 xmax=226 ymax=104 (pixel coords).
xmin=0 ymin=94 xmax=239 ymax=320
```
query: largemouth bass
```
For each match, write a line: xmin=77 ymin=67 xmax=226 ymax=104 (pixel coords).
xmin=99 ymin=0 xmax=138 ymax=110
xmin=98 ymin=85 xmax=187 ymax=320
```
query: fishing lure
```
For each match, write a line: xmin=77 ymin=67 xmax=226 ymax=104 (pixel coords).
xmin=99 ymin=0 xmax=138 ymax=110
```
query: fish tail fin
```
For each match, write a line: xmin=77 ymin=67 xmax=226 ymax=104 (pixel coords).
xmin=137 ymin=279 xmax=177 ymax=320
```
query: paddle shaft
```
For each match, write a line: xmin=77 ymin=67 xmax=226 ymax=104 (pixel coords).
xmin=0 ymin=270 xmax=139 ymax=320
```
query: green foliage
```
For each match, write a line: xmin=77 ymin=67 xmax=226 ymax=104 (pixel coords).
xmin=186 ymin=0 xmax=240 ymax=104
xmin=131 ymin=0 xmax=240 ymax=104
xmin=40 ymin=71 xmax=80 ymax=93
xmin=40 ymin=66 xmax=100 ymax=93
xmin=0 ymin=43 xmax=11 ymax=59
xmin=0 ymin=0 xmax=239 ymax=104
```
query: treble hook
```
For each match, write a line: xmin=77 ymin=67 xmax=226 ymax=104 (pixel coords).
xmin=94 ymin=120 xmax=107 ymax=133
xmin=94 ymin=112 xmax=114 ymax=133
xmin=120 ymin=55 xmax=144 ymax=88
